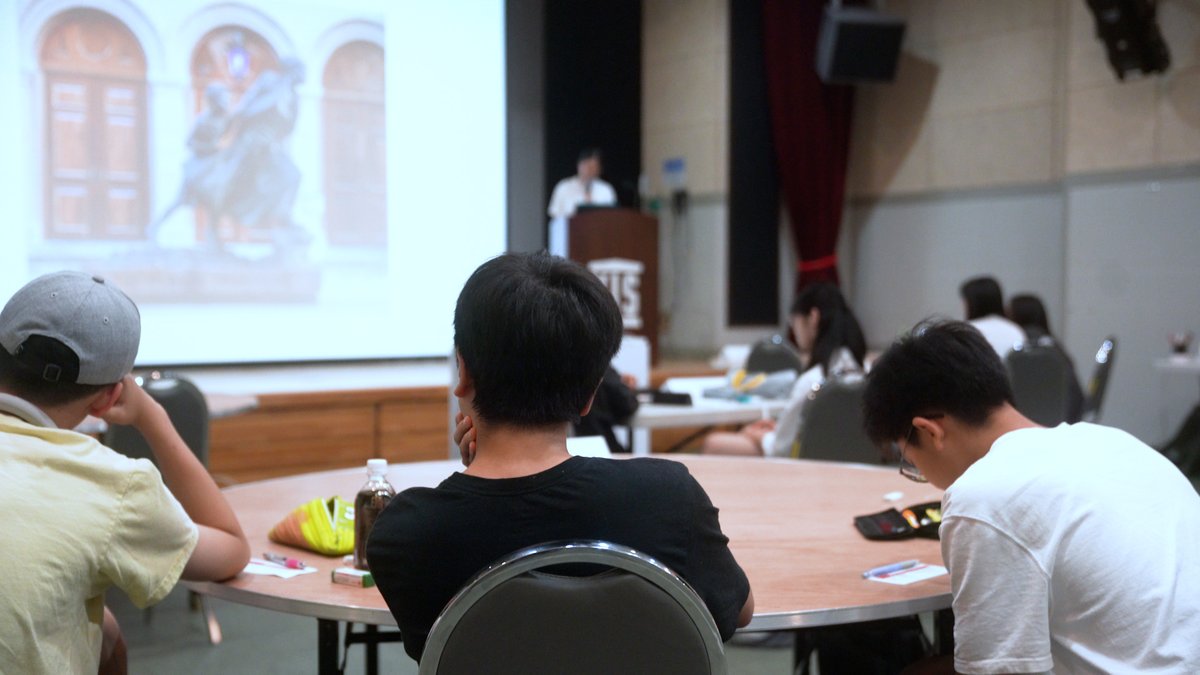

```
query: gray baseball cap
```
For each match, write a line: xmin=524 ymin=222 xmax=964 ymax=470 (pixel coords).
xmin=0 ymin=271 xmax=141 ymax=385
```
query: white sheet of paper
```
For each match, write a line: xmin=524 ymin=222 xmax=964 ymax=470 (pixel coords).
xmin=867 ymin=563 xmax=948 ymax=585
xmin=242 ymin=558 xmax=319 ymax=579
xmin=567 ymin=436 xmax=612 ymax=457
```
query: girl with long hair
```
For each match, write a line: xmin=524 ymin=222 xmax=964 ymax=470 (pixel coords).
xmin=702 ymin=282 xmax=867 ymax=457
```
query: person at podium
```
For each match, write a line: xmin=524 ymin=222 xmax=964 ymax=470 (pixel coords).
xmin=547 ymin=148 xmax=617 ymax=256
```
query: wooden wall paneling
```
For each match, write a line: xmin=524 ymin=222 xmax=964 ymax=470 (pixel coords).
xmin=379 ymin=398 xmax=448 ymax=463
xmin=210 ymin=386 xmax=450 ymax=483
xmin=209 ymin=402 xmax=375 ymax=481
xmin=208 ymin=360 xmax=735 ymax=484
xmin=378 ymin=386 xmax=451 ymax=463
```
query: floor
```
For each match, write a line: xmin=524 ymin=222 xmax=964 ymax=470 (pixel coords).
xmin=109 ymin=586 xmax=794 ymax=674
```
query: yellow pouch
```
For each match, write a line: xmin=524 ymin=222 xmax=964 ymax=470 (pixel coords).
xmin=268 ymin=496 xmax=355 ymax=556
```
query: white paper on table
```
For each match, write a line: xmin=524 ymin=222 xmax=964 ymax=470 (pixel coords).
xmin=242 ymin=558 xmax=319 ymax=579
xmin=867 ymin=563 xmax=948 ymax=585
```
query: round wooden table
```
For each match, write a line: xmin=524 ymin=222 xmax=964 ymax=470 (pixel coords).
xmin=187 ymin=455 xmax=951 ymax=671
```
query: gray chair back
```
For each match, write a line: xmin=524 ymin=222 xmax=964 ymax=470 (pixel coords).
xmin=419 ymin=541 xmax=727 ymax=675
xmin=1005 ymin=340 xmax=1074 ymax=427
xmin=746 ymin=335 xmax=804 ymax=374
xmin=102 ymin=372 xmax=209 ymax=467
xmin=1081 ymin=336 xmax=1117 ymax=423
xmin=794 ymin=378 xmax=882 ymax=464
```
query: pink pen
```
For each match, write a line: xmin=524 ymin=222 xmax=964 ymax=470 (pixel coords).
xmin=263 ymin=552 xmax=305 ymax=569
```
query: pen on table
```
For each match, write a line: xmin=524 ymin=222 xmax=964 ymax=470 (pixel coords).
xmin=862 ymin=560 xmax=919 ymax=579
xmin=263 ymin=552 xmax=306 ymax=569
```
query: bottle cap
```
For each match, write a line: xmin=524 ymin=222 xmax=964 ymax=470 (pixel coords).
xmin=367 ymin=458 xmax=388 ymax=475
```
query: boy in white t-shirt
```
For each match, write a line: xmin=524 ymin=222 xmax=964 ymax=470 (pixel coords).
xmin=0 ymin=272 xmax=250 ymax=675
xmin=862 ymin=320 xmax=1200 ymax=675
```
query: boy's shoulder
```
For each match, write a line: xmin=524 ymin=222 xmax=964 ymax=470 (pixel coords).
xmin=0 ymin=410 xmax=157 ymax=482
xmin=391 ymin=457 xmax=697 ymax=507
xmin=568 ymin=455 xmax=695 ymax=484
xmin=581 ymin=457 xmax=703 ymax=500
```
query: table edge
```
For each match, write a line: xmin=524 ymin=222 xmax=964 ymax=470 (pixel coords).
xmin=185 ymin=582 xmax=951 ymax=632
xmin=743 ymin=593 xmax=952 ymax=631
xmin=183 ymin=579 xmax=397 ymax=626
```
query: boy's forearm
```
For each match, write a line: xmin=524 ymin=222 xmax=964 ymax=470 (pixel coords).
xmin=135 ymin=405 xmax=245 ymax=540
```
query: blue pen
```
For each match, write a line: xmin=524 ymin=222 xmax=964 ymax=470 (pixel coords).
xmin=862 ymin=559 xmax=919 ymax=579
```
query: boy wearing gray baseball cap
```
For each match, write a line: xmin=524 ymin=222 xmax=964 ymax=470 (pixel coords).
xmin=0 ymin=271 xmax=250 ymax=675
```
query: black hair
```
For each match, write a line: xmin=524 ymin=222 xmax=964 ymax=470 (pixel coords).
xmin=862 ymin=319 xmax=1013 ymax=445
xmin=792 ymin=282 xmax=866 ymax=374
xmin=0 ymin=343 xmax=108 ymax=408
xmin=1007 ymin=294 xmax=1051 ymax=335
xmin=960 ymin=276 xmax=1005 ymax=320
xmin=454 ymin=252 xmax=623 ymax=427
xmin=577 ymin=148 xmax=602 ymax=163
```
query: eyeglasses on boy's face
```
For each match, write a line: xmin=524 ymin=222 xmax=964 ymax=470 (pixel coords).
xmin=887 ymin=414 xmax=944 ymax=484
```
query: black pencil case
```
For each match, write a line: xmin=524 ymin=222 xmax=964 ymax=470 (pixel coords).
xmin=854 ymin=501 xmax=942 ymax=540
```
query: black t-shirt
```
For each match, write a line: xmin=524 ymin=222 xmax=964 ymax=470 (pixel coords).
xmin=366 ymin=456 xmax=750 ymax=662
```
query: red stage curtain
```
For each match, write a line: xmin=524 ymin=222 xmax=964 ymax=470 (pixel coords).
xmin=762 ymin=0 xmax=856 ymax=291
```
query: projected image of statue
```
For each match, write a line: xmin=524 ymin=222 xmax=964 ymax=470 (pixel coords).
xmin=151 ymin=58 xmax=308 ymax=258
xmin=149 ymin=83 xmax=233 ymax=246
xmin=221 ymin=57 xmax=307 ymax=256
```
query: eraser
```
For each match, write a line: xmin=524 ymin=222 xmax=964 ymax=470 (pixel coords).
xmin=332 ymin=567 xmax=375 ymax=588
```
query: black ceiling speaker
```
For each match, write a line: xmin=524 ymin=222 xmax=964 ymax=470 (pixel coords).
xmin=1085 ymin=0 xmax=1170 ymax=80
xmin=815 ymin=5 xmax=907 ymax=84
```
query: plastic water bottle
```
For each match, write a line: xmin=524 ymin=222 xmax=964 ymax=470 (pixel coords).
xmin=353 ymin=459 xmax=395 ymax=570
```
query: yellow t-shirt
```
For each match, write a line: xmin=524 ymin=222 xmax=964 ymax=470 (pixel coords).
xmin=0 ymin=408 xmax=198 ymax=675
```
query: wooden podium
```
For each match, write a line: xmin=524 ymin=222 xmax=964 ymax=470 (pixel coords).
xmin=568 ymin=208 xmax=659 ymax=363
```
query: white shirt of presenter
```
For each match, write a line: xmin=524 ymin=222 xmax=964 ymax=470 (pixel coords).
xmin=547 ymin=149 xmax=616 ymax=256
xmin=548 ymin=175 xmax=616 ymax=219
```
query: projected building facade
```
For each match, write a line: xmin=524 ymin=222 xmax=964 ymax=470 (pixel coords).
xmin=9 ymin=0 xmax=387 ymax=268
xmin=0 ymin=0 xmax=507 ymax=365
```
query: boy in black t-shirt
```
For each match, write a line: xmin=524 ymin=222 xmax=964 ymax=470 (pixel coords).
xmin=367 ymin=252 xmax=753 ymax=662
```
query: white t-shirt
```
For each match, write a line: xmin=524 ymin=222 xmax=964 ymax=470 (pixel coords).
xmin=760 ymin=347 xmax=862 ymax=457
xmin=969 ymin=315 xmax=1026 ymax=358
xmin=941 ymin=423 xmax=1200 ymax=674
xmin=0 ymin=395 xmax=198 ymax=675
xmin=547 ymin=176 xmax=617 ymax=219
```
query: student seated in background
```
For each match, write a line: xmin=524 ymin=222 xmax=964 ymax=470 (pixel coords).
xmin=367 ymin=253 xmax=753 ymax=663
xmin=701 ymin=282 xmax=866 ymax=457
xmin=573 ymin=365 xmax=640 ymax=452
xmin=0 ymin=272 xmax=250 ymax=675
xmin=959 ymin=275 xmax=1025 ymax=358
xmin=1007 ymin=293 xmax=1084 ymax=423
xmin=862 ymin=320 xmax=1200 ymax=675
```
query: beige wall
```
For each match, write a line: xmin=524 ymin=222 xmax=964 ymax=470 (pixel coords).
xmin=850 ymin=0 xmax=1200 ymax=197
xmin=1065 ymin=0 xmax=1200 ymax=172
xmin=642 ymin=0 xmax=1200 ymax=196
xmin=642 ymin=0 xmax=729 ymax=197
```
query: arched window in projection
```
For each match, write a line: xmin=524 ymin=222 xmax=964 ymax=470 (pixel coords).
xmin=190 ymin=25 xmax=279 ymax=113
xmin=322 ymin=40 xmax=387 ymax=247
xmin=189 ymin=26 xmax=279 ymax=243
xmin=41 ymin=9 xmax=148 ymax=240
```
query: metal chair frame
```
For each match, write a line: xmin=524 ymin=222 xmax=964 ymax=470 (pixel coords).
xmin=1081 ymin=336 xmax=1117 ymax=423
xmin=419 ymin=540 xmax=728 ymax=675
